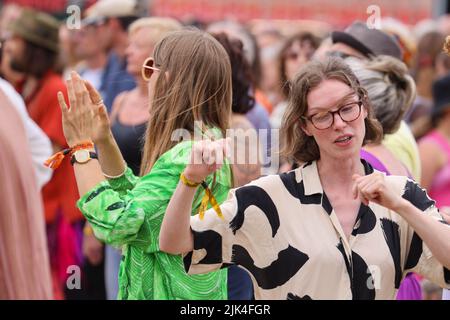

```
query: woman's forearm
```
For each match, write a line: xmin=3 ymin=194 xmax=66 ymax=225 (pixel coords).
xmin=160 ymin=138 xmax=229 ymax=254
xmin=73 ymin=157 xmax=106 ymax=196
xmin=397 ymin=199 xmax=450 ymax=268
xmin=96 ymin=133 xmax=127 ymax=177
xmin=160 ymin=180 xmax=196 ymax=254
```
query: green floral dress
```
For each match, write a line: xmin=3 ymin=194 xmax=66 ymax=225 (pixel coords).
xmin=77 ymin=138 xmax=232 ymax=300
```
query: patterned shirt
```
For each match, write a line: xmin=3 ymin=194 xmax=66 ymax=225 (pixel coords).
xmin=184 ymin=160 xmax=450 ymax=299
xmin=78 ymin=139 xmax=232 ymax=300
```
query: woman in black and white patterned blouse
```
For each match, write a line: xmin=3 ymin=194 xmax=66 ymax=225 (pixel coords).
xmin=160 ymin=57 xmax=450 ymax=300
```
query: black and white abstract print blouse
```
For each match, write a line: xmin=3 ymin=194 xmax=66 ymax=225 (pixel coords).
xmin=184 ymin=160 xmax=450 ymax=299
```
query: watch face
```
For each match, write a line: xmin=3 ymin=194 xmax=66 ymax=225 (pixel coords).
xmin=75 ymin=149 xmax=90 ymax=163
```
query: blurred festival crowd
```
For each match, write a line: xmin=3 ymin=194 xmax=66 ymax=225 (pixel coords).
xmin=0 ymin=0 xmax=450 ymax=300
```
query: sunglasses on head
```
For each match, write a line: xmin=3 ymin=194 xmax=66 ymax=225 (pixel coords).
xmin=141 ymin=57 xmax=161 ymax=81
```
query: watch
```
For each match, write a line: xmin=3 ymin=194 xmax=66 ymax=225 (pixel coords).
xmin=70 ymin=149 xmax=98 ymax=165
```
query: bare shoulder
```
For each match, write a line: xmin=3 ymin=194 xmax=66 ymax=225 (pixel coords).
xmin=418 ymin=138 xmax=447 ymax=167
xmin=110 ymin=91 xmax=129 ymax=119
xmin=418 ymin=138 xmax=446 ymax=157
xmin=111 ymin=91 xmax=129 ymax=111
xmin=230 ymin=114 xmax=255 ymax=130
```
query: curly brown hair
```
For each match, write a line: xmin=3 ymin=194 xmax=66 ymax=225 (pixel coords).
xmin=279 ymin=32 xmax=321 ymax=98
xmin=212 ymin=32 xmax=255 ymax=114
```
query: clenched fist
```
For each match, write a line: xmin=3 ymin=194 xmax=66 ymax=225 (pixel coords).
xmin=183 ymin=138 xmax=231 ymax=183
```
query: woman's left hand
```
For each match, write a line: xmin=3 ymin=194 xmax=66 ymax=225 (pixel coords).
xmin=352 ymin=172 xmax=405 ymax=211
xmin=58 ymin=71 xmax=111 ymax=147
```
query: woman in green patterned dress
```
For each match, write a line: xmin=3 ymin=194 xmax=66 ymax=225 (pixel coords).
xmin=55 ymin=29 xmax=233 ymax=299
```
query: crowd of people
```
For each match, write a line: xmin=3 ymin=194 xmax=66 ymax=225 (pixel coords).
xmin=0 ymin=0 xmax=450 ymax=300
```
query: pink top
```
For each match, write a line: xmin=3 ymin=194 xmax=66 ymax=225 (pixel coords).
xmin=420 ymin=130 xmax=450 ymax=208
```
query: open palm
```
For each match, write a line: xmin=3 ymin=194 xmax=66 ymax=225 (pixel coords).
xmin=58 ymin=71 xmax=111 ymax=147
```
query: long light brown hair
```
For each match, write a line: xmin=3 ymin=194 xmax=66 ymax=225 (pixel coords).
xmin=281 ymin=57 xmax=383 ymax=164
xmin=140 ymin=29 xmax=232 ymax=175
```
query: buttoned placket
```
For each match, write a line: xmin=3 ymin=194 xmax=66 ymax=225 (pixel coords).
xmin=301 ymin=160 xmax=373 ymax=299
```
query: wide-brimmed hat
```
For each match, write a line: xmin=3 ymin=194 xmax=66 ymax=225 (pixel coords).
xmin=431 ymin=73 xmax=450 ymax=117
xmin=331 ymin=21 xmax=402 ymax=60
xmin=82 ymin=0 xmax=139 ymax=27
xmin=8 ymin=8 xmax=60 ymax=53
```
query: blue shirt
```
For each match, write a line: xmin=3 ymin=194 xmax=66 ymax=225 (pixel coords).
xmin=100 ymin=52 xmax=136 ymax=113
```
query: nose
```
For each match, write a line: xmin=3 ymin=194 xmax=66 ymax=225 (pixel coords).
xmin=332 ymin=112 xmax=347 ymax=129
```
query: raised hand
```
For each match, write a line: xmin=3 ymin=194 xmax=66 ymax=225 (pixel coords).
xmin=58 ymin=71 xmax=111 ymax=147
xmin=84 ymin=80 xmax=112 ymax=145
xmin=183 ymin=138 xmax=230 ymax=183
xmin=352 ymin=172 xmax=405 ymax=211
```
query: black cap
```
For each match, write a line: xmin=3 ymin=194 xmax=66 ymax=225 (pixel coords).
xmin=331 ymin=21 xmax=402 ymax=60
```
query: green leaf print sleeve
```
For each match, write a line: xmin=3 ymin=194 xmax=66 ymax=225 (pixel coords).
xmin=76 ymin=139 xmax=232 ymax=252
xmin=77 ymin=162 xmax=183 ymax=249
xmin=76 ymin=137 xmax=231 ymax=300
xmin=106 ymin=167 xmax=139 ymax=196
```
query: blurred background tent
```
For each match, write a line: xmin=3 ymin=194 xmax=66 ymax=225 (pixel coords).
xmin=0 ymin=0 xmax=448 ymax=26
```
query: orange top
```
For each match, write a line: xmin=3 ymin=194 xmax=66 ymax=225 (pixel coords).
xmin=23 ymin=71 xmax=82 ymax=223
